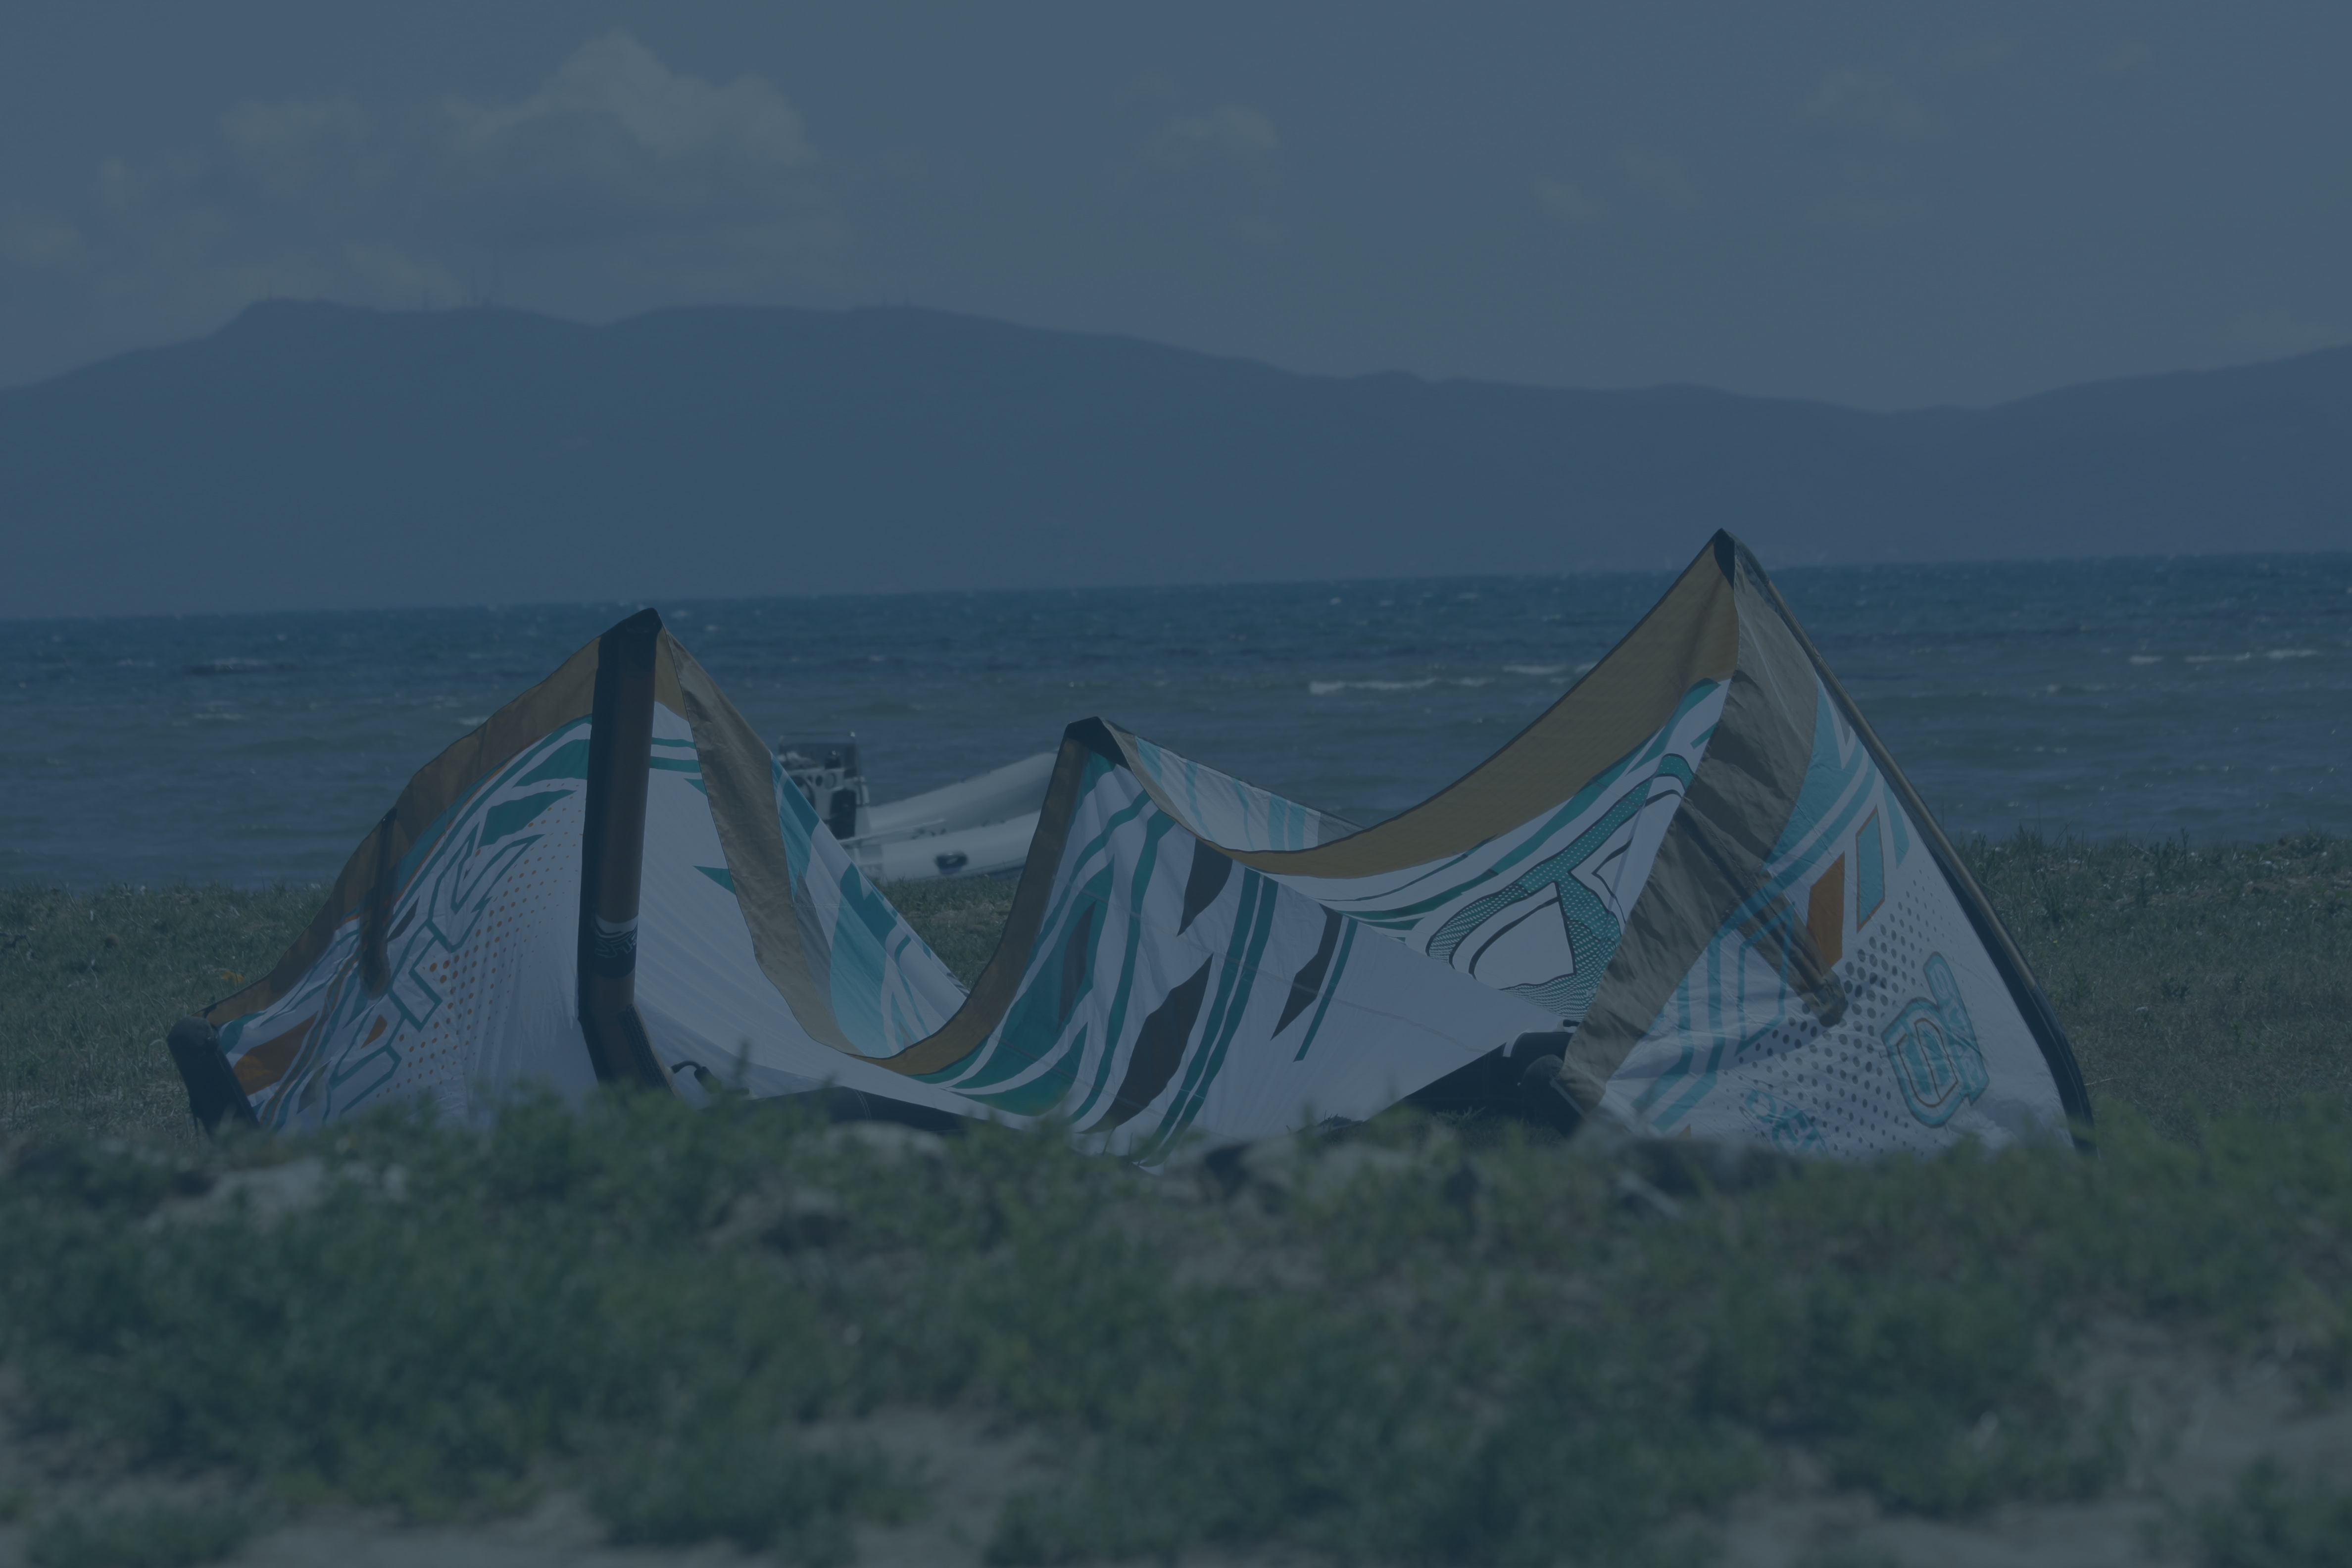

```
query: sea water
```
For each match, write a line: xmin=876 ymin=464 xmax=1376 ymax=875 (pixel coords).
xmin=3 ymin=554 xmax=2347 ymax=890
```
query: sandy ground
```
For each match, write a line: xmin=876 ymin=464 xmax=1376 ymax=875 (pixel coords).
xmin=3 ymin=1332 xmax=2348 ymax=1568
xmin=1717 ymin=1330 xmax=2352 ymax=1568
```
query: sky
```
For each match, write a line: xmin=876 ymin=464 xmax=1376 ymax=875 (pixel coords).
xmin=2 ymin=2 xmax=2347 ymax=409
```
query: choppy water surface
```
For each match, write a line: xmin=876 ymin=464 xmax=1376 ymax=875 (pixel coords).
xmin=4 ymin=554 xmax=2348 ymax=888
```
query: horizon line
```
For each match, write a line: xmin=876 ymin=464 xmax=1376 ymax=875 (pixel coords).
xmin=5 ymin=547 xmax=2350 ymax=630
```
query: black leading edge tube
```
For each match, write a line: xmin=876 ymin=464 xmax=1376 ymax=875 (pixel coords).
xmin=575 ymin=609 xmax=673 ymax=1090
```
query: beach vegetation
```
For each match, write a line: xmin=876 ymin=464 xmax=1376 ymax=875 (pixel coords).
xmin=0 ymin=835 xmax=2346 ymax=1562
xmin=2185 ymin=1459 xmax=2352 ymax=1568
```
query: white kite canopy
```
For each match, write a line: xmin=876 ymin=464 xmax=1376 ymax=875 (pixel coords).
xmin=178 ymin=534 xmax=2089 ymax=1160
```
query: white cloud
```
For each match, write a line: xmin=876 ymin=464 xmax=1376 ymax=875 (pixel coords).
xmin=1531 ymin=177 xmax=1603 ymax=223
xmin=1128 ymin=103 xmax=1286 ymax=248
xmin=1616 ymin=147 xmax=1696 ymax=207
xmin=1807 ymin=149 xmax=1931 ymax=229
xmin=1938 ymin=38 xmax=2015 ymax=73
xmin=338 ymin=243 xmax=469 ymax=305
xmin=438 ymin=31 xmax=814 ymax=173
xmin=418 ymin=31 xmax=828 ymax=250
xmin=1812 ymin=194 xmax=1931 ymax=228
xmin=221 ymin=96 xmax=371 ymax=197
xmin=96 ymin=155 xmax=150 ymax=217
xmin=2219 ymin=309 xmax=2342 ymax=359
xmin=1801 ymin=70 xmax=1939 ymax=138
xmin=1146 ymin=103 xmax=1282 ymax=176
xmin=0 ymin=210 xmax=88 ymax=270
xmin=0 ymin=32 xmax=841 ymax=330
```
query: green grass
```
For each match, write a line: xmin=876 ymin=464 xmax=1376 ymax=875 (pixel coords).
xmin=2187 ymin=1460 xmax=2352 ymax=1568
xmin=1 ymin=840 xmax=2349 ymax=1563
xmin=882 ymin=876 xmax=1018 ymax=988
xmin=1963 ymin=833 xmax=2352 ymax=1142
xmin=0 ymin=884 xmax=320 ymax=1144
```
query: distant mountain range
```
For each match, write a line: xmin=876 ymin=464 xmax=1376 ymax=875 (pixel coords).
xmin=4 ymin=300 xmax=2348 ymax=618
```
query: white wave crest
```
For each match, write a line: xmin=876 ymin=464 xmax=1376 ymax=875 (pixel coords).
xmin=1309 ymin=676 xmax=1494 ymax=696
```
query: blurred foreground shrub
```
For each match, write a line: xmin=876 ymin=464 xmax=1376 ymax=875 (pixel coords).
xmin=4 ymin=1087 xmax=2352 ymax=1564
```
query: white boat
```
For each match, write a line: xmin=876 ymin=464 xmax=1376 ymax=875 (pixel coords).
xmin=776 ymin=736 xmax=1051 ymax=882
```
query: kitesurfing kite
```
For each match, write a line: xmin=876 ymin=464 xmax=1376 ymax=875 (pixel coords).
xmin=170 ymin=533 xmax=2091 ymax=1161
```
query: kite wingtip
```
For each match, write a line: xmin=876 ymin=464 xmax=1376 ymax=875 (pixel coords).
xmin=1709 ymin=530 xmax=1744 ymax=582
xmin=166 ymin=1015 xmax=259 ymax=1136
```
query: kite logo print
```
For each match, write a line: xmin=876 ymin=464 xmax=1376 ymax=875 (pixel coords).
xmin=1738 ymin=1088 xmax=1826 ymax=1155
xmin=1879 ymin=953 xmax=1990 ymax=1126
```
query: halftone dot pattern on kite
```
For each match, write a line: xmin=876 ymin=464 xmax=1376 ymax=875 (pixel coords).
xmin=1725 ymin=849 xmax=1973 ymax=1158
xmin=349 ymin=796 xmax=585 ymax=1117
